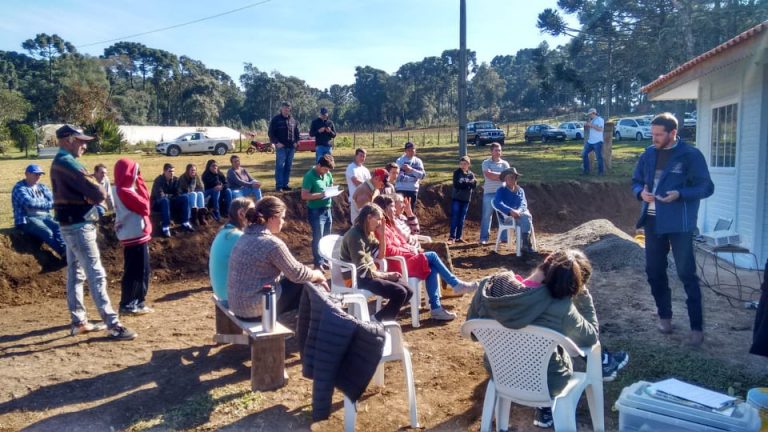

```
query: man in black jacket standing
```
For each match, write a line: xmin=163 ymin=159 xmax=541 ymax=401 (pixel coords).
xmin=268 ymin=101 xmax=301 ymax=191
xmin=309 ymin=107 xmax=336 ymax=163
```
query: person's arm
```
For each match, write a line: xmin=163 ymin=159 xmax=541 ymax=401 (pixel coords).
xmin=219 ymin=172 xmax=228 ymax=189
xmin=468 ymin=172 xmax=477 ymax=189
xmin=452 ymin=169 xmax=463 ymax=190
xmin=301 ymin=177 xmax=326 ymax=201
xmin=309 ymin=118 xmax=319 ymax=138
xmin=151 ymin=177 xmax=165 ymax=201
xmin=267 ymin=116 xmax=278 ymax=144
xmin=409 ymin=158 xmax=426 ymax=179
xmin=327 ymin=121 xmax=337 ymax=138
xmin=563 ymin=290 xmax=600 ymax=347
xmin=293 ymin=120 xmax=300 ymax=144
xmin=677 ymin=149 xmax=715 ymax=201
xmin=227 ymin=169 xmax=244 ymax=189
xmin=631 ymin=152 xmax=648 ymax=201
xmin=518 ymin=188 xmax=528 ymax=214
xmin=493 ymin=188 xmax=513 ymax=215
xmin=482 ymin=160 xmax=502 ymax=181
xmin=270 ymin=241 xmax=324 ymax=284
xmin=18 ymin=185 xmax=52 ymax=211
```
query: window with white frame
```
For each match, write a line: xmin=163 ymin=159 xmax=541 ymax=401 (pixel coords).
xmin=710 ymin=103 xmax=737 ymax=168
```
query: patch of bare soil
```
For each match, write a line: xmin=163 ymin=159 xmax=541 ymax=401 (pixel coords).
xmin=0 ymin=181 xmax=764 ymax=431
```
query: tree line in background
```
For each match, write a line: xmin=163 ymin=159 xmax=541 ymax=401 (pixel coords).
xmin=0 ymin=0 xmax=765 ymax=152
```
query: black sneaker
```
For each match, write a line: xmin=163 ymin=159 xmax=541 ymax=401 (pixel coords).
xmin=108 ymin=324 xmax=137 ymax=340
xmin=602 ymin=350 xmax=629 ymax=382
xmin=533 ymin=407 xmax=553 ymax=428
xmin=281 ymin=186 xmax=293 ymax=191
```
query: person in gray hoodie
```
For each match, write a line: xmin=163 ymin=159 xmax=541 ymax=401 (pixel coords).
xmin=466 ymin=250 xmax=628 ymax=428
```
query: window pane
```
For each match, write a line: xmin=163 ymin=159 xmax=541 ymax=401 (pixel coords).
xmin=710 ymin=104 xmax=737 ymax=168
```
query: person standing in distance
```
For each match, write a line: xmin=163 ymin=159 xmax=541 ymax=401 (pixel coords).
xmin=309 ymin=107 xmax=337 ymax=164
xmin=50 ymin=124 xmax=136 ymax=340
xmin=268 ymin=101 xmax=301 ymax=191
xmin=479 ymin=142 xmax=509 ymax=245
xmin=582 ymin=108 xmax=605 ymax=175
xmin=631 ymin=112 xmax=714 ymax=347
xmin=395 ymin=141 xmax=426 ymax=213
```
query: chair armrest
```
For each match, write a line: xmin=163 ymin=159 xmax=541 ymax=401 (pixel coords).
xmin=329 ymin=257 xmax=358 ymax=289
xmin=384 ymin=255 xmax=410 ymax=284
xmin=582 ymin=341 xmax=602 ymax=381
xmin=381 ymin=320 xmax=405 ymax=349
xmin=341 ymin=293 xmax=370 ymax=321
xmin=375 ymin=258 xmax=387 ymax=272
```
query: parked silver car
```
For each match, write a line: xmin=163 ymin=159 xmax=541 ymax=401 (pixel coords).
xmin=558 ymin=121 xmax=585 ymax=140
xmin=614 ymin=117 xmax=652 ymax=141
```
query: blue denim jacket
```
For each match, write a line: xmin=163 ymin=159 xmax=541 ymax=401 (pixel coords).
xmin=631 ymin=140 xmax=714 ymax=234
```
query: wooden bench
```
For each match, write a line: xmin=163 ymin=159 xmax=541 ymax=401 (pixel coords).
xmin=212 ymin=296 xmax=294 ymax=391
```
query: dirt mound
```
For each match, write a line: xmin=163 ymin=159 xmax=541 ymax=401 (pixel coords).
xmin=539 ymin=219 xmax=645 ymax=271
xmin=0 ymin=182 xmax=639 ymax=307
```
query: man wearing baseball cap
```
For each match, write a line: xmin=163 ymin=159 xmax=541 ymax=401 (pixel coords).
xmin=395 ymin=141 xmax=426 ymax=212
xmin=583 ymin=108 xmax=605 ymax=175
xmin=11 ymin=164 xmax=66 ymax=257
xmin=50 ymin=124 xmax=137 ymax=340
xmin=309 ymin=106 xmax=337 ymax=164
xmin=352 ymin=167 xmax=388 ymax=214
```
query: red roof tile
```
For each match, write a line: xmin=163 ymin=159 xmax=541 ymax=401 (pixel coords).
xmin=642 ymin=21 xmax=767 ymax=94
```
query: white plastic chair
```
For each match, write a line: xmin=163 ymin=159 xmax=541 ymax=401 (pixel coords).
xmin=461 ymin=320 xmax=604 ymax=432
xmin=318 ymin=234 xmax=381 ymax=317
xmin=340 ymin=294 xmax=419 ymax=431
xmin=382 ymin=255 xmax=438 ymax=328
xmin=491 ymin=202 xmax=537 ymax=256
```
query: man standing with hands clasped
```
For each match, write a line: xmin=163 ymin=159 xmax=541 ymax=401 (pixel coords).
xmin=631 ymin=112 xmax=714 ymax=347
xmin=582 ymin=107 xmax=605 ymax=175
xmin=310 ymin=107 xmax=337 ymax=163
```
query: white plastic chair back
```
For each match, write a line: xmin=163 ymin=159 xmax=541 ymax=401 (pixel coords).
xmin=491 ymin=201 xmax=522 ymax=256
xmin=383 ymin=255 xmax=428 ymax=328
xmin=319 ymin=234 xmax=381 ymax=316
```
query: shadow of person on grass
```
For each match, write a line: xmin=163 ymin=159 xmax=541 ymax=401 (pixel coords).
xmin=0 ymin=344 xmax=250 ymax=431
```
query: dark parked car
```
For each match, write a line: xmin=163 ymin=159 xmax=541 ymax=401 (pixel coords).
xmin=524 ymin=124 xmax=567 ymax=143
xmin=467 ymin=121 xmax=505 ymax=145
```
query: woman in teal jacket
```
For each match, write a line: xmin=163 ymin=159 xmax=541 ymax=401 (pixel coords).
xmin=209 ymin=197 xmax=255 ymax=302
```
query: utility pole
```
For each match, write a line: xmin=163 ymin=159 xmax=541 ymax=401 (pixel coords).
xmin=458 ymin=0 xmax=468 ymax=157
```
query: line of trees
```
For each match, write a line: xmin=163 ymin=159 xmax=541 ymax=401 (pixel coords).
xmin=0 ymin=1 xmax=765 ymax=152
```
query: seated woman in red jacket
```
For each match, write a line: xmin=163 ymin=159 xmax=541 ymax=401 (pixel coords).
xmin=373 ymin=195 xmax=477 ymax=321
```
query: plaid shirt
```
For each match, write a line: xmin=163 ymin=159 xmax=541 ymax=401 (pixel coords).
xmin=11 ymin=179 xmax=54 ymax=226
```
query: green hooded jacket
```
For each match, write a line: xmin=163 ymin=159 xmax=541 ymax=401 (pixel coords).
xmin=466 ymin=274 xmax=599 ymax=396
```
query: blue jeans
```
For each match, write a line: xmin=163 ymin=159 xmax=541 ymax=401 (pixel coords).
xmin=449 ymin=199 xmax=470 ymax=240
xmin=275 ymin=146 xmax=296 ymax=189
xmin=205 ymin=188 xmax=233 ymax=216
xmin=308 ymin=207 xmax=332 ymax=266
xmin=315 ymin=145 xmax=332 ymax=163
xmin=424 ymin=251 xmax=459 ymax=310
xmin=582 ymin=141 xmax=604 ymax=174
xmin=154 ymin=196 xmax=191 ymax=227
xmin=480 ymin=193 xmax=495 ymax=242
xmin=60 ymin=223 xmax=119 ymax=328
xmin=232 ymin=187 xmax=262 ymax=201
xmin=18 ymin=215 xmax=66 ymax=256
xmin=186 ymin=191 xmax=205 ymax=209
xmin=644 ymin=216 xmax=703 ymax=331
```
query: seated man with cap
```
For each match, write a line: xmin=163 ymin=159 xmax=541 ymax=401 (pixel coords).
xmin=492 ymin=167 xmax=535 ymax=253
xmin=352 ymin=167 xmax=388 ymax=217
xmin=11 ymin=164 xmax=66 ymax=257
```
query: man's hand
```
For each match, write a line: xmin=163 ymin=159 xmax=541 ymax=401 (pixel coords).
xmin=402 ymin=164 xmax=413 ymax=173
xmin=276 ymin=143 xmax=284 ymax=149
xmin=384 ymin=271 xmax=401 ymax=282
xmin=656 ymin=190 xmax=680 ymax=203
xmin=640 ymin=185 xmax=655 ymax=203
xmin=508 ymin=209 xmax=520 ymax=219
xmin=214 ymin=185 xmax=223 ymax=191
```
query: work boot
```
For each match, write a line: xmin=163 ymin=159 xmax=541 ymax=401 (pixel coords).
xmin=521 ymin=233 xmax=534 ymax=253
xmin=197 ymin=208 xmax=208 ymax=226
xmin=658 ymin=318 xmax=673 ymax=334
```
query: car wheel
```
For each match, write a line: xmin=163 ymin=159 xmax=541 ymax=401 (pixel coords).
xmin=542 ymin=136 xmax=548 ymax=143
xmin=636 ymin=132 xmax=643 ymax=141
xmin=615 ymin=132 xmax=622 ymax=141
xmin=474 ymin=137 xmax=481 ymax=146
xmin=167 ymin=146 xmax=181 ymax=157
xmin=526 ymin=136 xmax=533 ymax=143
xmin=575 ymin=133 xmax=582 ymax=140
xmin=559 ymin=137 xmax=566 ymax=142
xmin=214 ymin=144 xmax=227 ymax=155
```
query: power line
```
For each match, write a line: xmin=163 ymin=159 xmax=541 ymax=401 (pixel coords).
xmin=77 ymin=0 xmax=272 ymax=49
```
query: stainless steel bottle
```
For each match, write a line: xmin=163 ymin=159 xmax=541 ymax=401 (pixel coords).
xmin=261 ymin=284 xmax=277 ymax=333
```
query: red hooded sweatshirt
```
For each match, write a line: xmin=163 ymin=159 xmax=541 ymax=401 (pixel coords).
xmin=113 ymin=158 xmax=152 ymax=246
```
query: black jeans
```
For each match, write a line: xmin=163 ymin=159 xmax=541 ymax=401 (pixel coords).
xmin=120 ymin=242 xmax=150 ymax=309
xmin=235 ymin=279 xmax=305 ymax=321
xmin=358 ymin=277 xmax=413 ymax=321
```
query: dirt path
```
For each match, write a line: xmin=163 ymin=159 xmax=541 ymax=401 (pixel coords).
xmin=0 ymin=182 xmax=765 ymax=431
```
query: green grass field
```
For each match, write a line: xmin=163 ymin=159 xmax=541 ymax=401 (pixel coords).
xmin=0 ymin=138 xmax=647 ymax=228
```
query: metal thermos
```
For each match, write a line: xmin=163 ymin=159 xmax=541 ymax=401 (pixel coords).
xmin=261 ymin=284 xmax=277 ymax=333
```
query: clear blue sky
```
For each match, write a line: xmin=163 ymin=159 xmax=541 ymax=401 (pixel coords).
xmin=0 ymin=0 xmax=573 ymax=90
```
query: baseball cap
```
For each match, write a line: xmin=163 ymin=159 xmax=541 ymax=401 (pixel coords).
xmin=319 ymin=107 xmax=329 ymax=115
xmin=25 ymin=164 xmax=45 ymax=175
xmin=500 ymin=167 xmax=522 ymax=181
xmin=373 ymin=168 xmax=389 ymax=182
xmin=55 ymin=124 xmax=94 ymax=140
xmin=586 ymin=108 xmax=598 ymax=115
xmin=404 ymin=141 xmax=415 ymax=149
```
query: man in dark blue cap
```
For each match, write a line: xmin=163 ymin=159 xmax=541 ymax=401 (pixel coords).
xmin=309 ymin=106 xmax=336 ymax=163
xmin=11 ymin=163 xmax=66 ymax=257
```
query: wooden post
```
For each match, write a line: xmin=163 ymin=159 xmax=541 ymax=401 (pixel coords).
xmin=603 ymin=121 xmax=614 ymax=172
xmin=372 ymin=131 xmax=375 ymax=148
xmin=353 ymin=133 xmax=356 ymax=148
xmin=437 ymin=129 xmax=440 ymax=146
xmin=250 ymin=336 xmax=286 ymax=391
xmin=390 ymin=131 xmax=393 ymax=147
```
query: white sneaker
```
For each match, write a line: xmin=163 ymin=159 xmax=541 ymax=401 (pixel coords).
xmin=430 ymin=307 xmax=457 ymax=321
xmin=452 ymin=280 xmax=479 ymax=295
xmin=70 ymin=321 xmax=107 ymax=336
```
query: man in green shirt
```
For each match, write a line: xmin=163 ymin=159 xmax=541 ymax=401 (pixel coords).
xmin=302 ymin=154 xmax=335 ymax=269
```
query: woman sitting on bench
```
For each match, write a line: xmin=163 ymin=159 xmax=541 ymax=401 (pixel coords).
xmin=209 ymin=197 xmax=255 ymax=303
xmin=228 ymin=196 xmax=328 ymax=320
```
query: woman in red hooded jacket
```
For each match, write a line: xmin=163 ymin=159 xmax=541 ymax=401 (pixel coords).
xmin=373 ymin=195 xmax=477 ymax=322
xmin=113 ymin=158 xmax=153 ymax=315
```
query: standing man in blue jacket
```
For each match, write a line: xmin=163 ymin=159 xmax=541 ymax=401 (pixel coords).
xmin=268 ymin=101 xmax=301 ymax=192
xmin=631 ymin=112 xmax=714 ymax=347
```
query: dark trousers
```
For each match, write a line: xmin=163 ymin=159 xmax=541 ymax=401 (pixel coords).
xmin=449 ymin=199 xmax=470 ymax=240
xmin=358 ymin=277 xmax=412 ymax=321
xmin=236 ymin=279 xmax=305 ymax=321
xmin=396 ymin=190 xmax=418 ymax=212
xmin=153 ymin=196 xmax=190 ymax=227
xmin=644 ymin=216 xmax=703 ymax=331
xmin=120 ymin=242 xmax=150 ymax=309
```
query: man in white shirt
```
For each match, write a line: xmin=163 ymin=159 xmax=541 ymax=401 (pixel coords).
xmin=479 ymin=142 xmax=509 ymax=244
xmin=582 ymin=108 xmax=605 ymax=175
xmin=345 ymin=148 xmax=370 ymax=223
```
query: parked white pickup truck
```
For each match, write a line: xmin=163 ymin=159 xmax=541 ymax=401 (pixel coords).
xmin=156 ymin=132 xmax=234 ymax=156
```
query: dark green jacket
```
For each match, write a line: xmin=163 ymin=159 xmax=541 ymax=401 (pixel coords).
xmin=466 ymin=274 xmax=599 ymax=396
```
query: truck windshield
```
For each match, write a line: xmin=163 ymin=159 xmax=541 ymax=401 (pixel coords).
xmin=475 ymin=122 xmax=495 ymax=129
